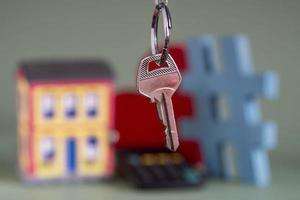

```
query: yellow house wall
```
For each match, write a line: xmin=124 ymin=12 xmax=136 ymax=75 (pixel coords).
xmin=31 ymin=82 xmax=112 ymax=179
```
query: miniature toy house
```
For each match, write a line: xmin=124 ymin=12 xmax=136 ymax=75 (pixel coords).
xmin=16 ymin=60 xmax=115 ymax=182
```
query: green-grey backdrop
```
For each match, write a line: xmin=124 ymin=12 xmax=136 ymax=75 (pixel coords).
xmin=0 ymin=0 xmax=299 ymax=179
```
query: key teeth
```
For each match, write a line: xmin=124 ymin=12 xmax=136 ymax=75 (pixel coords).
xmin=150 ymin=96 xmax=156 ymax=103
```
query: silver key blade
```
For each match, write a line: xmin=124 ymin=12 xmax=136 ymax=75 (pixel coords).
xmin=155 ymin=90 xmax=179 ymax=151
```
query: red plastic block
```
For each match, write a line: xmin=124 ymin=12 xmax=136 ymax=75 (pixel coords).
xmin=115 ymin=92 xmax=193 ymax=150
xmin=178 ymin=140 xmax=203 ymax=165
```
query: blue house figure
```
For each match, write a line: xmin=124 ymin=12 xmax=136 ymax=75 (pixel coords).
xmin=181 ymin=35 xmax=279 ymax=187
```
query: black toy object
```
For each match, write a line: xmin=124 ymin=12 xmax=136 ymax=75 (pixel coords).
xmin=118 ymin=150 xmax=206 ymax=189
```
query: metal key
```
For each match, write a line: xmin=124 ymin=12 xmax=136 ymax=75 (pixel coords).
xmin=137 ymin=53 xmax=182 ymax=151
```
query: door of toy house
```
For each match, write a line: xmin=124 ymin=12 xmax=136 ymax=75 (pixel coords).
xmin=66 ymin=136 xmax=100 ymax=175
xmin=66 ymin=137 xmax=77 ymax=174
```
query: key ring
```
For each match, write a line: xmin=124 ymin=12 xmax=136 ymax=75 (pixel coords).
xmin=151 ymin=0 xmax=172 ymax=64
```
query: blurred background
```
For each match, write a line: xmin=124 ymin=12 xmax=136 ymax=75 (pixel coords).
xmin=0 ymin=0 xmax=299 ymax=199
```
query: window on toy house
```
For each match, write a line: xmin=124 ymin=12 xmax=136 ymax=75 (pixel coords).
xmin=40 ymin=137 xmax=55 ymax=164
xmin=85 ymin=93 xmax=99 ymax=118
xmin=86 ymin=136 xmax=99 ymax=162
xmin=63 ymin=94 xmax=77 ymax=119
xmin=41 ymin=94 xmax=55 ymax=119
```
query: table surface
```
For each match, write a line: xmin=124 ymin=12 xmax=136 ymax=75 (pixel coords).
xmin=0 ymin=132 xmax=298 ymax=200
xmin=0 ymin=158 xmax=299 ymax=200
